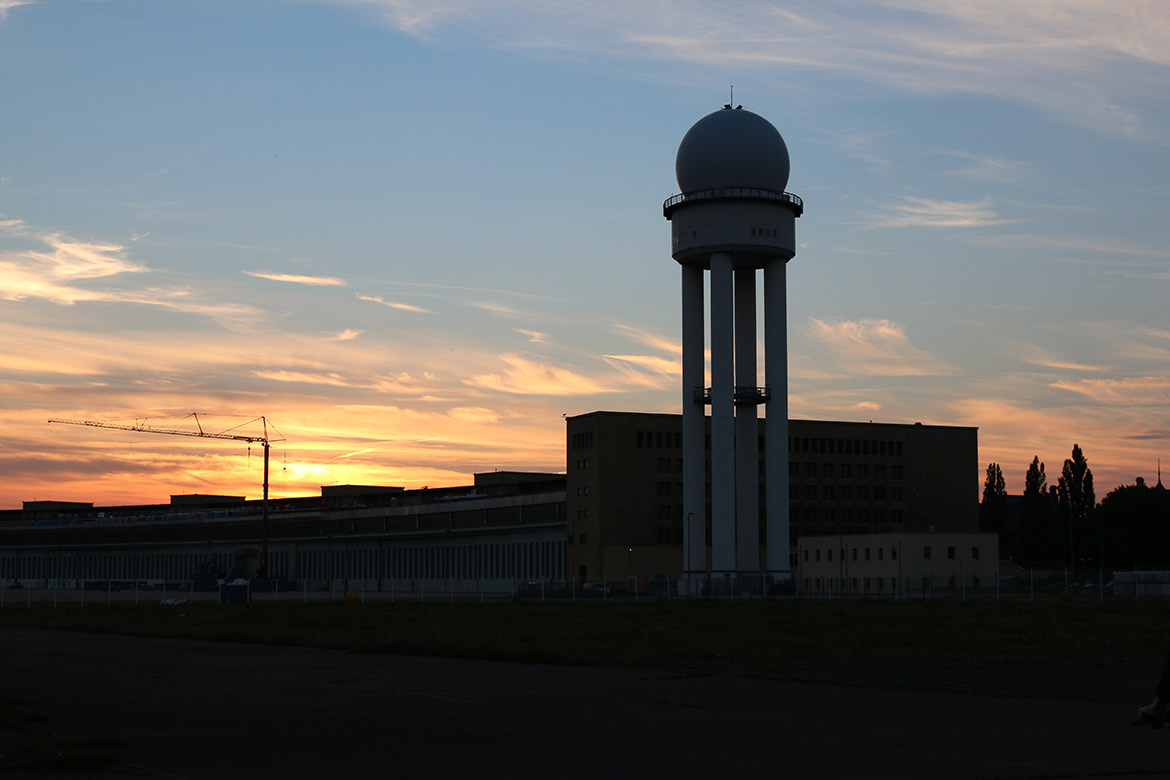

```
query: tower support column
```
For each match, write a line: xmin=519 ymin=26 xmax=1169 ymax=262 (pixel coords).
xmin=709 ymin=252 xmax=736 ymax=575
xmin=764 ymin=259 xmax=790 ymax=576
xmin=681 ymin=263 xmax=706 ymax=580
xmin=734 ymin=267 xmax=759 ymax=572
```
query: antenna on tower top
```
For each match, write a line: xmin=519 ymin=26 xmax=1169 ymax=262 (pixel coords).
xmin=730 ymin=84 xmax=734 ymax=105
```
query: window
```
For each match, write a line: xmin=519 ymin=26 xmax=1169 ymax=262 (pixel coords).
xmin=948 ymin=546 xmax=956 ymax=560
xmin=865 ymin=548 xmax=871 ymax=561
xmin=923 ymin=546 xmax=932 ymax=560
xmin=851 ymin=548 xmax=857 ymax=561
xmin=972 ymin=546 xmax=980 ymax=560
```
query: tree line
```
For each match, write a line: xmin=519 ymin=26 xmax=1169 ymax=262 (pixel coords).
xmin=980 ymin=444 xmax=1170 ymax=568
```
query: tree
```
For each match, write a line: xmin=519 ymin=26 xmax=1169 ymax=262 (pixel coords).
xmin=1057 ymin=443 xmax=1095 ymax=572
xmin=980 ymin=462 xmax=1010 ymax=551
xmin=1018 ymin=456 xmax=1054 ymax=562
xmin=1096 ymin=477 xmax=1170 ymax=568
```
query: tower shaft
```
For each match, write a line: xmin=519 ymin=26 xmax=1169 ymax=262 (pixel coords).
xmin=666 ymin=106 xmax=802 ymax=588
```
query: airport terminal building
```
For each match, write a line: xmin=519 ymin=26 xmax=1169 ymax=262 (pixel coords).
xmin=1 ymin=412 xmax=979 ymax=595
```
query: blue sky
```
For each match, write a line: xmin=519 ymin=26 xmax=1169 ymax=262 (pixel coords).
xmin=2 ymin=0 xmax=1168 ymax=507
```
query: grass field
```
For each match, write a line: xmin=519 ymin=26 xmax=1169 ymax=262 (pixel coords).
xmin=2 ymin=596 xmax=1167 ymax=702
xmin=5 ymin=596 xmax=1166 ymax=771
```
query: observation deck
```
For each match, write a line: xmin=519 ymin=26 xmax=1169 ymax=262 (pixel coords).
xmin=664 ymin=188 xmax=804 ymax=219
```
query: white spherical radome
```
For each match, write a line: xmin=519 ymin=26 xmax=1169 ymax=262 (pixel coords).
xmin=674 ymin=107 xmax=790 ymax=195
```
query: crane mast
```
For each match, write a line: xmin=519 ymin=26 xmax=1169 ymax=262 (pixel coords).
xmin=47 ymin=415 xmax=282 ymax=579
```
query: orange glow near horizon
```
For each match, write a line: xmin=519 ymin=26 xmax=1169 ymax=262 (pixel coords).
xmin=5 ymin=395 xmax=1161 ymax=510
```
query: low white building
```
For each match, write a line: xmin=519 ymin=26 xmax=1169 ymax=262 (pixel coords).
xmin=797 ymin=532 xmax=999 ymax=597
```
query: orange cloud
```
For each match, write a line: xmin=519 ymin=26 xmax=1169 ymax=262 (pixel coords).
xmin=464 ymin=354 xmax=618 ymax=396
xmin=802 ymin=317 xmax=956 ymax=377
xmin=244 ymin=271 xmax=347 ymax=286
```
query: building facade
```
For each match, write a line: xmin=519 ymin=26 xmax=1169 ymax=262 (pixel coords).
xmin=797 ymin=532 xmax=1000 ymax=596
xmin=566 ymin=411 xmax=978 ymax=586
xmin=0 ymin=472 xmax=565 ymax=594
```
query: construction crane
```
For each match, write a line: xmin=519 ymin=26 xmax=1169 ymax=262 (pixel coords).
xmin=47 ymin=414 xmax=283 ymax=578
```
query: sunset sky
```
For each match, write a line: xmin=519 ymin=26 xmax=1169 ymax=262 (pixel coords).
xmin=2 ymin=1 xmax=1168 ymax=509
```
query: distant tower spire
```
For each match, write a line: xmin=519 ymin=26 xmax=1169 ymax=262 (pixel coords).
xmin=1158 ymin=458 xmax=1165 ymax=490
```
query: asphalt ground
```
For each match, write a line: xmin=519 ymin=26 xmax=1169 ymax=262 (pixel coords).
xmin=1 ymin=626 xmax=1167 ymax=779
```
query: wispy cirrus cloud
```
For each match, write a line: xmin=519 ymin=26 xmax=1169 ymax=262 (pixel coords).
xmin=865 ymin=196 xmax=1015 ymax=229
xmin=514 ymin=328 xmax=548 ymax=343
xmin=336 ymin=0 xmax=1170 ymax=136
xmin=0 ymin=0 xmax=32 ymax=22
xmin=0 ymin=218 xmax=263 ymax=324
xmin=464 ymin=353 xmax=619 ymax=396
xmin=941 ymin=150 xmax=1037 ymax=184
xmin=250 ymin=369 xmax=437 ymax=395
xmin=357 ymin=294 xmax=434 ymax=314
xmin=1051 ymin=376 xmax=1170 ymax=406
xmin=601 ymin=354 xmax=679 ymax=389
xmin=612 ymin=324 xmax=680 ymax=356
xmin=802 ymin=317 xmax=956 ymax=377
xmin=244 ymin=270 xmax=347 ymax=286
xmin=467 ymin=301 xmax=519 ymax=317
xmin=972 ymin=233 xmax=1169 ymax=258
xmin=0 ymin=217 xmax=146 ymax=304
xmin=1006 ymin=343 xmax=1109 ymax=373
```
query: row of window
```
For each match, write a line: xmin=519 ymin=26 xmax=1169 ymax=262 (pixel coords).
xmin=0 ymin=540 xmax=567 ymax=583
xmin=794 ymin=484 xmax=903 ymax=501
xmin=803 ymin=575 xmax=982 ymax=594
xmin=639 ymin=505 xmax=904 ymax=527
xmin=645 ymin=481 xmax=904 ymax=503
xmin=0 ymin=552 xmax=239 ymax=581
xmin=793 ymin=462 xmax=904 ymax=479
xmin=806 ymin=545 xmax=899 ymax=564
xmin=805 ymin=544 xmax=981 ymax=564
xmin=632 ymin=431 xmax=907 ymax=458
xmin=793 ymin=437 xmax=904 ymax=457
xmin=296 ymin=541 xmax=563 ymax=581
xmin=636 ymin=458 xmax=905 ymax=481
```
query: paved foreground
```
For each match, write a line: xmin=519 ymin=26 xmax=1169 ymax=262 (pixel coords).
xmin=0 ymin=626 xmax=1165 ymax=779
